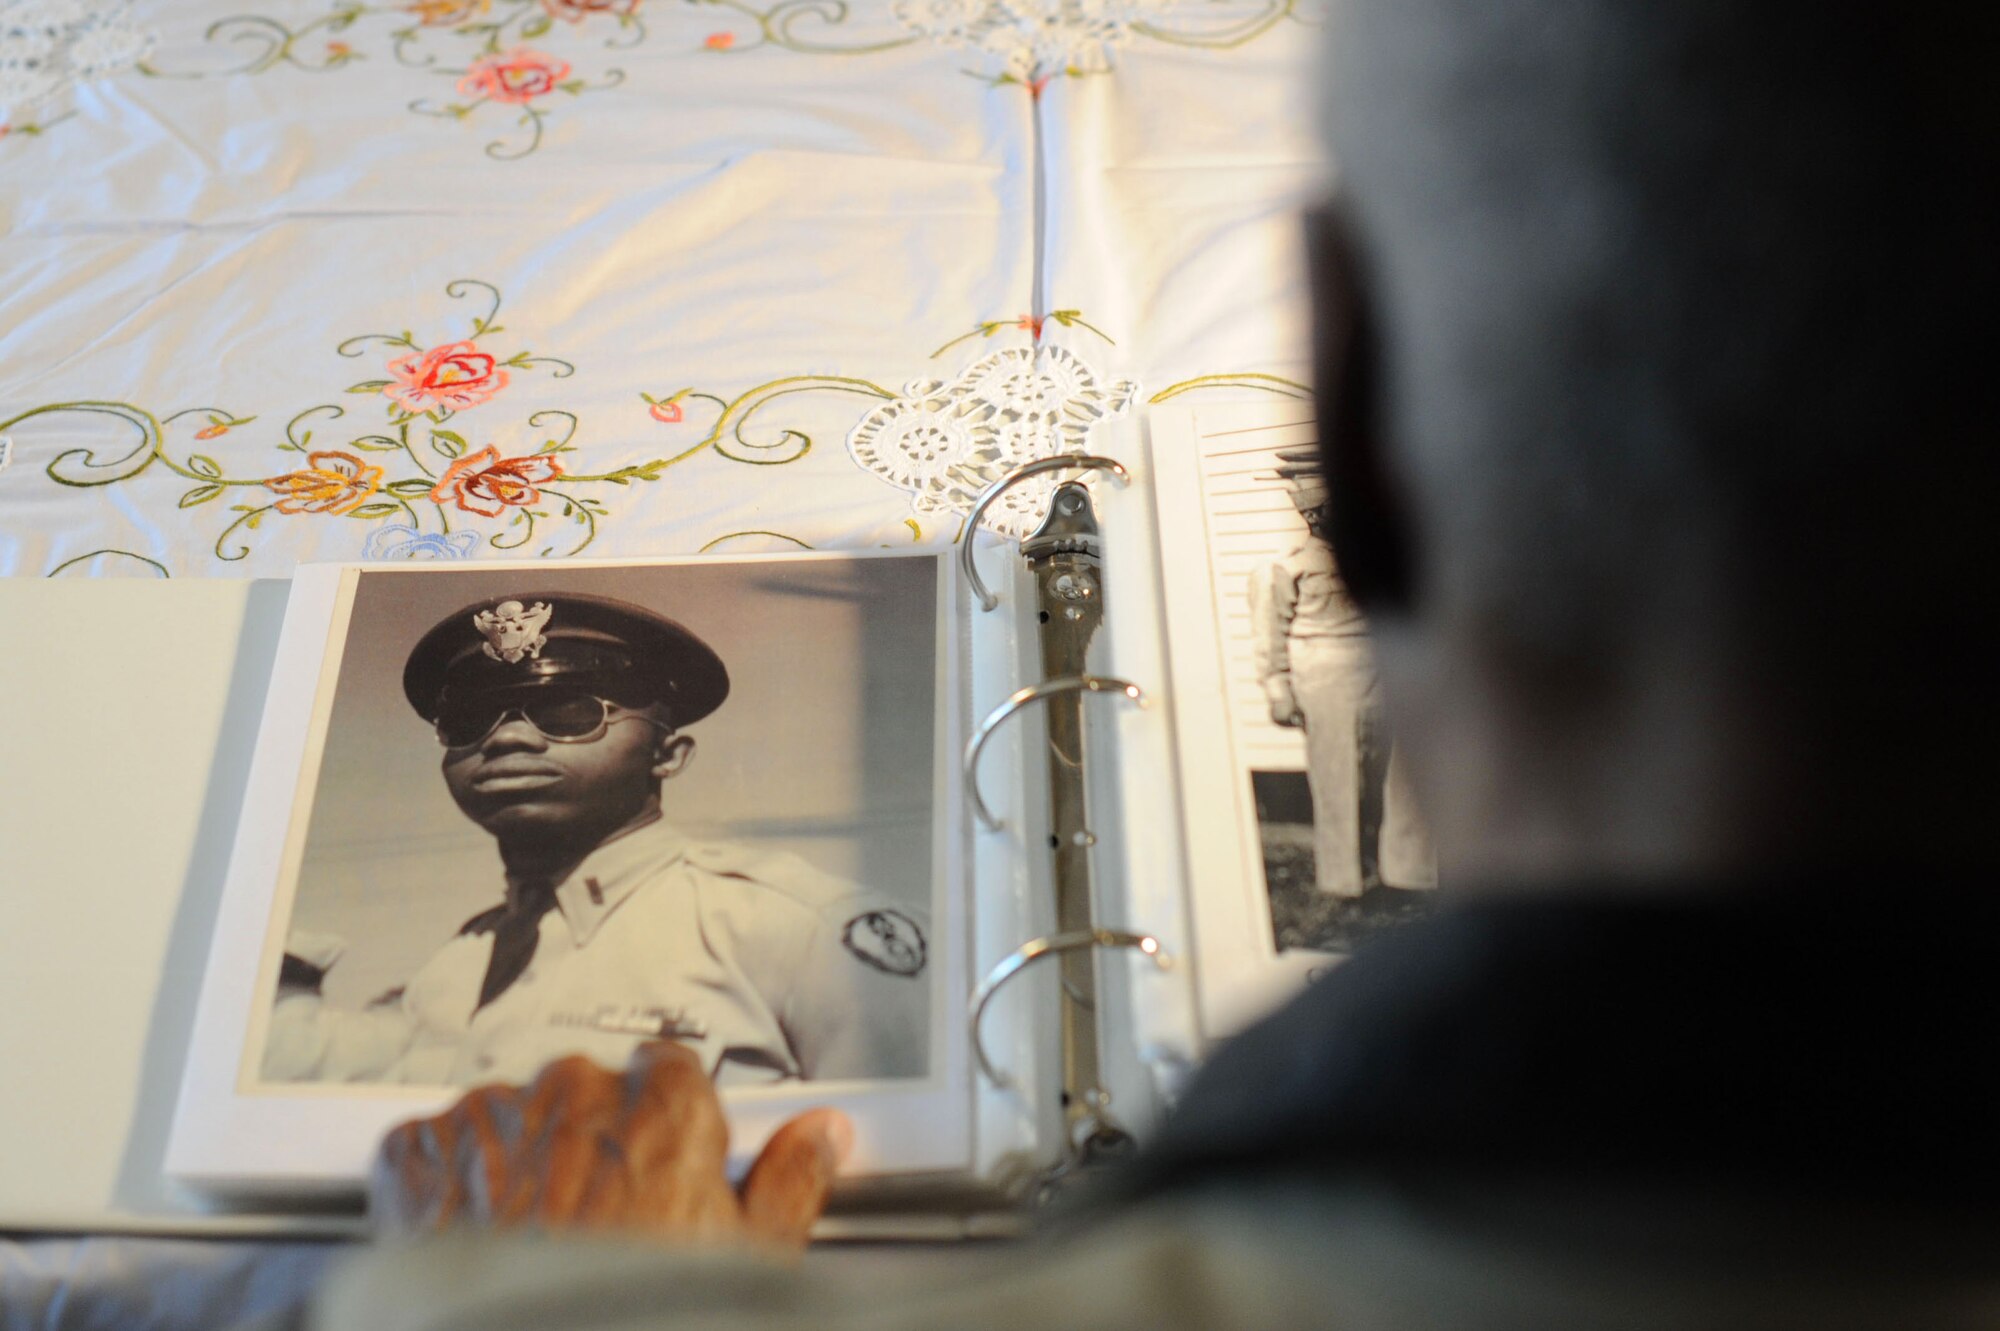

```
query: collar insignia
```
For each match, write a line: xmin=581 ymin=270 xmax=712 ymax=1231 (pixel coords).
xmin=473 ymin=599 xmax=552 ymax=664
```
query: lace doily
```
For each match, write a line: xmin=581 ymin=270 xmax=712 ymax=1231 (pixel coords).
xmin=847 ymin=344 xmax=1139 ymax=538
xmin=0 ymin=0 xmax=152 ymax=122
xmin=892 ymin=0 xmax=1169 ymax=80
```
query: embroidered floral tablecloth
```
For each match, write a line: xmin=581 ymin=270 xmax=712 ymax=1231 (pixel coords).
xmin=1 ymin=0 xmax=1324 ymax=577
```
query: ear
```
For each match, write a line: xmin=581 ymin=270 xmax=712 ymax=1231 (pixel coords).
xmin=1306 ymin=199 xmax=1416 ymax=614
xmin=653 ymin=732 xmax=696 ymax=782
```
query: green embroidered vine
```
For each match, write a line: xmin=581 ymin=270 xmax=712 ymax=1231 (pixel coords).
xmin=0 ymin=111 xmax=80 ymax=144
xmin=139 ymin=0 xmax=634 ymax=159
xmin=3 ymin=279 xmax=656 ymax=565
xmin=408 ymin=60 xmax=624 ymax=160
xmin=638 ymin=375 xmax=895 ymax=468
xmin=46 ymin=549 xmax=173 ymax=578
xmin=1149 ymin=373 xmax=1313 ymax=403
xmin=140 ymin=5 xmax=368 ymax=76
xmin=697 ymin=529 xmax=815 ymax=552
xmin=686 ymin=0 xmax=916 ymax=54
xmin=1128 ymin=0 xmax=1302 ymax=50
xmin=930 ymin=309 xmax=1112 ymax=359
xmin=690 ymin=0 xmax=1309 ymax=93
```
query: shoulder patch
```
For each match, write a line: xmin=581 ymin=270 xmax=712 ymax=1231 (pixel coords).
xmin=841 ymin=909 xmax=927 ymax=978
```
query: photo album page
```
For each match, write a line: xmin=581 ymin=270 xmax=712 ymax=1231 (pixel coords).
xmin=169 ymin=551 xmax=969 ymax=1192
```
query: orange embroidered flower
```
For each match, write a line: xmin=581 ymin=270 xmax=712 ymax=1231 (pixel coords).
xmin=195 ymin=423 xmax=231 ymax=440
xmin=704 ymin=30 xmax=734 ymax=49
xmin=430 ymin=445 xmax=565 ymax=517
xmin=1015 ymin=313 xmax=1045 ymax=338
xmin=265 ymin=450 xmax=384 ymax=515
xmin=405 ymin=0 xmax=487 ymax=23
xmin=456 ymin=47 xmax=572 ymax=104
xmin=384 ymin=340 xmax=510 ymax=414
xmin=649 ymin=400 xmax=683 ymax=423
xmin=541 ymin=0 xmax=639 ymax=21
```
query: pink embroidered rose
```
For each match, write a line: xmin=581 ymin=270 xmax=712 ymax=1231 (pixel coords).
xmin=430 ymin=445 xmax=565 ymax=517
xmin=266 ymin=450 xmax=384 ymax=515
xmin=542 ymin=0 xmax=639 ymax=21
xmin=384 ymin=341 xmax=510 ymax=414
xmin=456 ymin=47 xmax=572 ymax=104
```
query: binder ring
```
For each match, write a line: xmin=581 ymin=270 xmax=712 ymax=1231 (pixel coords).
xmin=960 ymin=453 xmax=1131 ymax=613
xmin=965 ymin=675 xmax=1145 ymax=831
xmin=970 ymin=928 xmax=1173 ymax=1090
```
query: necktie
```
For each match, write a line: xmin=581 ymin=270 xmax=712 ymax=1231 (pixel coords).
xmin=475 ymin=880 xmax=557 ymax=1012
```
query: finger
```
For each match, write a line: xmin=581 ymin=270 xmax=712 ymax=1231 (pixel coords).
xmin=739 ymin=1108 xmax=853 ymax=1249
xmin=448 ymin=1083 xmax=522 ymax=1224
xmin=421 ymin=1103 xmax=471 ymax=1228
xmin=517 ymin=1055 xmax=623 ymax=1224
xmin=624 ymin=1041 xmax=709 ymax=1111
xmin=618 ymin=1043 xmax=734 ymax=1229
xmin=372 ymin=1119 xmax=441 ymax=1234
xmin=624 ymin=1042 xmax=729 ymax=1166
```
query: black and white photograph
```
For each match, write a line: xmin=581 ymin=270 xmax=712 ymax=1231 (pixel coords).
xmin=1242 ymin=445 xmax=1434 ymax=951
xmin=1250 ymin=768 xmax=1430 ymax=954
xmin=246 ymin=554 xmax=941 ymax=1092
xmin=1148 ymin=404 xmax=1438 ymax=1016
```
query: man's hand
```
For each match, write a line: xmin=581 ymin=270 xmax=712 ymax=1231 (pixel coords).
xmin=372 ymin=1043 xmax=853 ymax=1249
xmin=1265 ymin=678 xmax=1304 ymax=728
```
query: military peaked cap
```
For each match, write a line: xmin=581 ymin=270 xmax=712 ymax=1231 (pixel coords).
xmin=1273 ymin=445 xmax=1325 ymax=481
xmin=402 ymin=591 xmax=729 ymax=727
xmin=1272 ymin=445 xmax=1328 ymax=512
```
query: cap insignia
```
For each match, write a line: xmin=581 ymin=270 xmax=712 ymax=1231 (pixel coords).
xmin=473 ymin=599 xmax=553 ymax=665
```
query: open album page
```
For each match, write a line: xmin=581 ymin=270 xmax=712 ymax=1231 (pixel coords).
xmin=169 ymin=551 xmax=971 ymax=1193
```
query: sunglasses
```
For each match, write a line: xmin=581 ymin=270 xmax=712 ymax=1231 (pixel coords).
xmin=433 ymin=692 xmax=668 ymax=749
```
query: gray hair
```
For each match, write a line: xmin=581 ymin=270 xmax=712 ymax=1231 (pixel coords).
xmin=1320 ymin=0 xmax=1988 ymax=697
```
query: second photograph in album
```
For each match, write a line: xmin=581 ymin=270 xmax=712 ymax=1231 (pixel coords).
xmin=244 ymin=554 xmax=943 ymax=1094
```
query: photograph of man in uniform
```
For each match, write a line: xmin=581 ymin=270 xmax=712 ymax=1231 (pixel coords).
xmin=1249 ymin=447 xmax=1432 ymax=949
xmin=257 ymin=559 xmax=936 ymax=1089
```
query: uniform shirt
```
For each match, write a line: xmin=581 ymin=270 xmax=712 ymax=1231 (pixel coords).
xmin=1248 ymin=533 xmax=1372 ymax=705
xmin=264 ymin=818 xmax=930 ymax=1087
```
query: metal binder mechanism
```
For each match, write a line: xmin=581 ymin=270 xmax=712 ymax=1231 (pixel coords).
xmin=958 ymin=458 xmax=1163 ymax=1180
xmin=970 ymin=928 xmax=1173 ymax=1162
xmin=964 ymin=676 xmax=1143 ymax=832
xmin=959 ymin=453 xmax=1129 ymax=613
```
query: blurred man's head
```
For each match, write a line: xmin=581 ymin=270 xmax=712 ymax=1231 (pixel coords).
xmin=1312 ymin=0 xmax=1990 ymax=884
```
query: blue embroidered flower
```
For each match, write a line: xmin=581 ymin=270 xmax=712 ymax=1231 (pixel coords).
xmin=363 ymin=523 xmax=479 ymax=560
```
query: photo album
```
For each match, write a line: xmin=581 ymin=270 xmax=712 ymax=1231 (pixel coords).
xmin=166 ymin=400 xmax=1435 ymax=1210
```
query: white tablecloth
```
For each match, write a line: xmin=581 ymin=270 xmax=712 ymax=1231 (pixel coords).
xmin=3 ymin=0 xmax=1324 ymax=578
